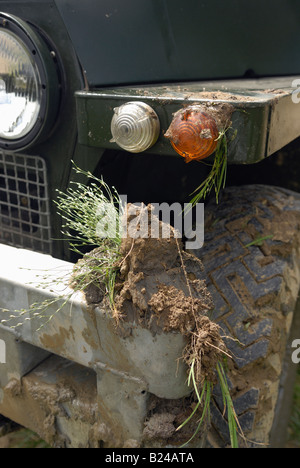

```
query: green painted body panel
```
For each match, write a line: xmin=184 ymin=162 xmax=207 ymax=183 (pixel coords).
xmin=54 ymin=0 xmax=300 ymax=87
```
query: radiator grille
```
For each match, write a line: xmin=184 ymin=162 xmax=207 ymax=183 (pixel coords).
xmin=0 ymin=153 xmax=52 ymax=255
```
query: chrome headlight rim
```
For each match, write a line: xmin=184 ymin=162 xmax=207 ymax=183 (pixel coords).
xmin=0 ymin=12 xmax=61 ymax=151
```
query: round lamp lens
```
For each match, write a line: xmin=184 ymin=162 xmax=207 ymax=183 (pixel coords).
xmin=0 ymin=29 xmax=41 ymax=140
xmin=111 ymin=102 xmax=160 ymax=153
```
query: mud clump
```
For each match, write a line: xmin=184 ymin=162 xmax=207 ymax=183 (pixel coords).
xmin=113 ymin=204 xmax=213 ymax=334
xmin=183 ymin=315 xmax=227 ymax=385
xmin=113 ymin=203 xmax=228 ymax=385
xmin=142 ymin=394 xmax=206 ymax=447
xmin=143 ymin=412 xmax=177 ymax=441
xmin=148 ymin=284 xmax=201 ymax=334
xmin=73 ymin=203 xmax=227 ymax=383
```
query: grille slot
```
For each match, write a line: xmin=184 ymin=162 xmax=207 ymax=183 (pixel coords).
xmin=0 ymin=152 xmax=52 ymax=254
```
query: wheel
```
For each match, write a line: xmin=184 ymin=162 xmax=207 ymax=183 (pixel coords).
xmin=193 ymin=185 xmax=300 ymax=448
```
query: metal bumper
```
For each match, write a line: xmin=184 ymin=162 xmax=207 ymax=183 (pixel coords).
xmin=76 ymin=76 xmax=300 ymax=165
xmin=0 ymin=244 xmax=190 ymax=447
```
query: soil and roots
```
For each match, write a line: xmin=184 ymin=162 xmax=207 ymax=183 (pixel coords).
xmin=75 ymin=203 xmax=229 ymax=387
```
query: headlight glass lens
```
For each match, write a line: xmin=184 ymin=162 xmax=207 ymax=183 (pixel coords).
xmin=0 ymin=29 xmax=41 ymax=140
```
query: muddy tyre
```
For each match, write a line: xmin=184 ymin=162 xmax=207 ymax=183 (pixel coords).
xmin=193 ymin=185 xmax=300 ymax=448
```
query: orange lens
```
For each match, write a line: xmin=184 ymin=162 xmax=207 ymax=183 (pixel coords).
xmin=164 ymin=106 xmax=219 ymax=163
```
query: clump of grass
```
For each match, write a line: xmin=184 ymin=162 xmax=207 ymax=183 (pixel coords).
xmin=178 ymin=333 xmax=242 ymax=448
xmin=55 ymin=163 xmax=123 ymax=255
xmin=177 ymin=359 xmax=241 ymax=448
xmin=55 ymin=164 xmax=123 ymax=311
xmin=190 ymin=128 xmax=230 ymax=206
xmin=176 ymin=362 xmax=212 ymax=445
xmin=175 ymin=238 xmax=242 ymax=448
xmin=1 ymin=164 xmax=123 ymax=329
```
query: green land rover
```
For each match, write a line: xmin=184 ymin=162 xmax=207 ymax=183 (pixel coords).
xmin=0 ymin=0 xmax=300 ymax=449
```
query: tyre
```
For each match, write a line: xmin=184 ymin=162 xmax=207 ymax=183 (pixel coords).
xmin=193 ymin=185 xmax=300 ymax=448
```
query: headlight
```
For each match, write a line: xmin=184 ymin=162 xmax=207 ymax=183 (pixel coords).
xmin=0 ymin=13 xmax=61 ymax=150
xmin=0 ymin=30 xmax=41 ymax=140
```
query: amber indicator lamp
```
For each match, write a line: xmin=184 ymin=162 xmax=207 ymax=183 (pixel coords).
xmin=164 ymin=105 xmax=219 ymax=163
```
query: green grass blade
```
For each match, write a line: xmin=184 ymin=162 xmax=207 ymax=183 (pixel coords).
xmin=179 ymin=381 xmax=211 ymax=448
xmin=189 ymin=130 xmax=229 ymax=206
xmin=245 ymin=235 xmax=274 ymax=248
xmin=217 ymin=362 xmax=239 ymax=448
xmin=176 ymin=381 xmax=207 ymax=432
